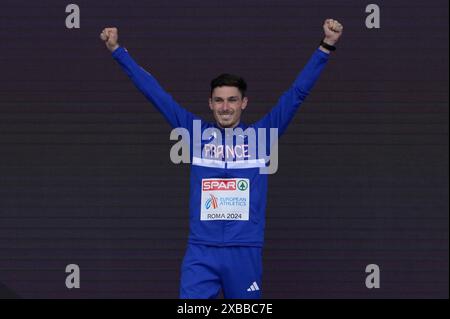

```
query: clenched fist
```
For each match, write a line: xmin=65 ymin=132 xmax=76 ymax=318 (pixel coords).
xmin=322 ymin=19 xmax=343 ymax=46
xmin=100 ymin=27 xmax=119 ymax=52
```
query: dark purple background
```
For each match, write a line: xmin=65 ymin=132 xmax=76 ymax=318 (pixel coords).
xmin=0 ymin=0 xmax=448 ymax=298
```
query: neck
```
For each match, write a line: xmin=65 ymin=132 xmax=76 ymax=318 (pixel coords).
xmin=216 ymin=121 xmax=240 ymax=129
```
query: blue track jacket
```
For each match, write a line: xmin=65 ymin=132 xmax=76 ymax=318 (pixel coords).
xmin=112 ymin=46 xmax=329 ymax=247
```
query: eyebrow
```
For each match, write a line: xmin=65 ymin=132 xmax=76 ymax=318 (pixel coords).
xmin=213 ymin=96 xmax=239 ymax=100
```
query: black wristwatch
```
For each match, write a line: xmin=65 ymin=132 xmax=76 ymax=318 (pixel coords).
xmin=319 ymin=39 xmax=336 ymax=51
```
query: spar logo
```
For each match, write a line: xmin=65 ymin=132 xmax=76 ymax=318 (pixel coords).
xmin=237 ymin=180 xmax=248 ymax=191
xmin=203 ymin=179 xmax=237 ymax=191
xmin=205 ymin=194 xmax=218 ymax=210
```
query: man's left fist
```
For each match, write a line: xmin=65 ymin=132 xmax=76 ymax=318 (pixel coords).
xmin=323 ymin=19 xmax=343 ymax=45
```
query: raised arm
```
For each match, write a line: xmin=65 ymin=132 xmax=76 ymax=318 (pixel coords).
xmin=253 ymin=19 xmax=343 ymax=136
xmin=100 ymin=27 xmax=200 ymax=132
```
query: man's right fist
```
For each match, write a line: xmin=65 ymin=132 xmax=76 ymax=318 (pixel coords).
xmin=100 ymin=27 xmax=119 ymax=52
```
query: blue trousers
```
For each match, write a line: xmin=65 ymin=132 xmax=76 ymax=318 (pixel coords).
xmin=180 ymin=244 xmax=263 ymax=299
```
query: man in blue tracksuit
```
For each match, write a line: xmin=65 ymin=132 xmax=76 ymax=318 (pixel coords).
xmin=100 ymin=19 xmax=343 ymax=298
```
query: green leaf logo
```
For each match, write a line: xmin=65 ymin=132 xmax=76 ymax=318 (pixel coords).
xmin=237 ymin=180 xmax=248 ymax=191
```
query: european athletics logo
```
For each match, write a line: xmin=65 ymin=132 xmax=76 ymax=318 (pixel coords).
xmin=205 ymin=194 xmax=218 ymax=210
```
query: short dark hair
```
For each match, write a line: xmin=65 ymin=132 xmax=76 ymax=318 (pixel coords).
xmin=210 ymin=73 xmax=247 ymax=98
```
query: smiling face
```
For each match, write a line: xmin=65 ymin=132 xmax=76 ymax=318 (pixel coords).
xmin=209 ymin=86 xmax=248 ymax=129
